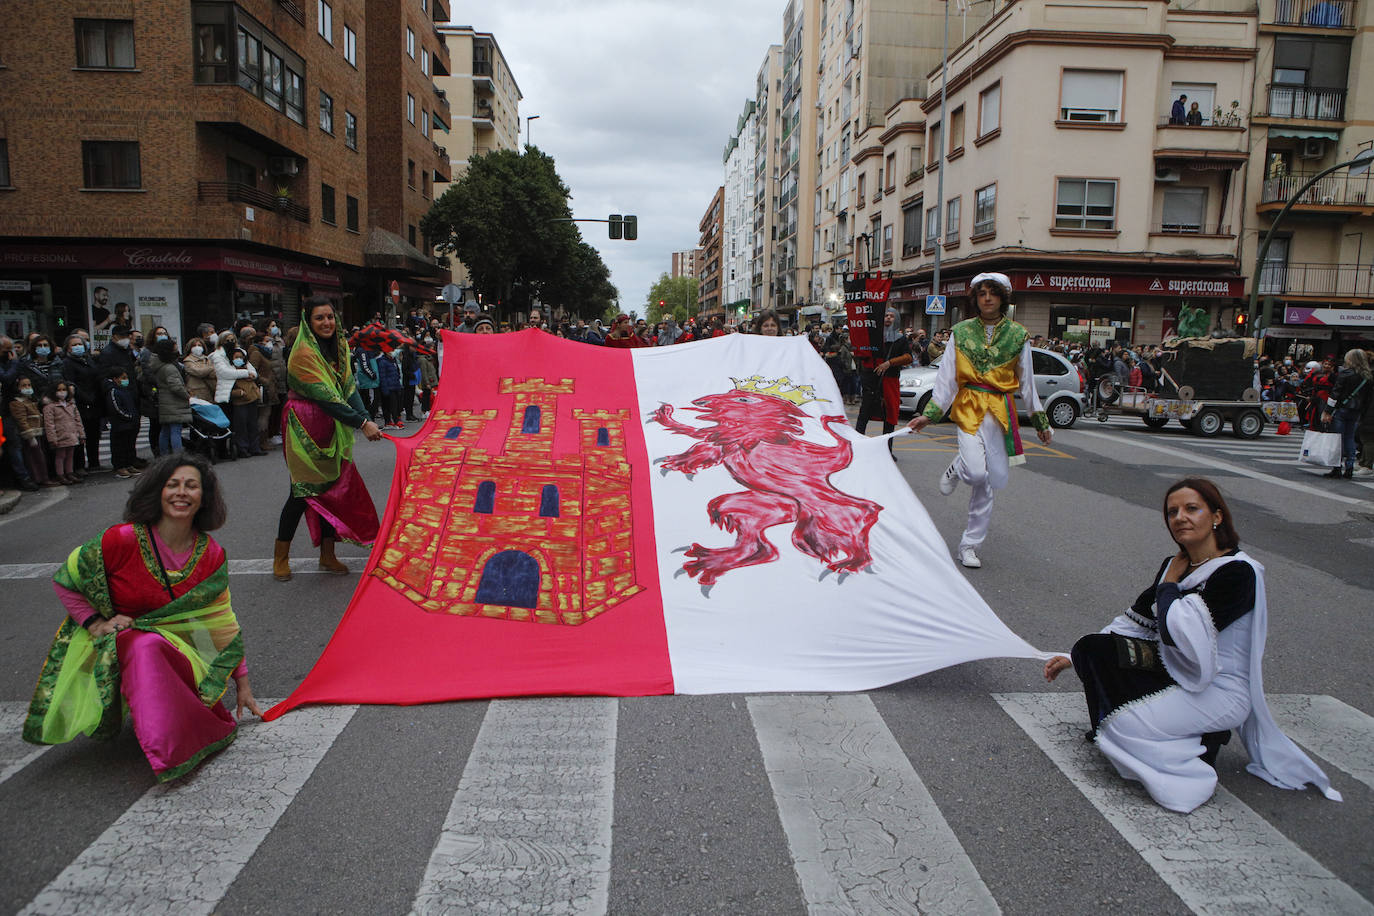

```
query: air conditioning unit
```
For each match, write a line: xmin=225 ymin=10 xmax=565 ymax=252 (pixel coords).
xmin=268 ymin=156 xmax=300 ymax=177
xmin=1154 ymin=167 xmax=1182 ymax=182
xmin=1298 ymin=138 xmax=1326 ymax=159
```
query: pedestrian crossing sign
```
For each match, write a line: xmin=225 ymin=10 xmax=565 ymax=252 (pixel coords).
xmin=925 ymin=295 xmax=946 ymax=315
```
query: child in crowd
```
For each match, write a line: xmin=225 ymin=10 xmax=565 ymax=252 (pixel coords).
xmin=9 ymin=374 xmax=59 ymax=486
xmin=42 ymin=379 xmax=85 ymax=484
xmin=104 ymin=367 xmax=142 ymax=478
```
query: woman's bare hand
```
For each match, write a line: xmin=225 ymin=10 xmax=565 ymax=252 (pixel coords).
xmin=235 ymin=675 xmax=263 ymax=719
xmin=1044 ymin=655 xmax=1073 ymax=682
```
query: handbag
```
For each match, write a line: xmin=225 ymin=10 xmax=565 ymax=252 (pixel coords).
xmin=1299 ymin=428 xmax=1342 ymax=467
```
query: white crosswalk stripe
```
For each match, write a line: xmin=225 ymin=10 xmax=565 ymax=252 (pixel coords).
xmin=5 ymin=693 xmax=1371 ymax=915
xmin=995 ymin=692 xmax=1372 ymax=916
xmin=18 ymin=703 xmax=357 ymax=916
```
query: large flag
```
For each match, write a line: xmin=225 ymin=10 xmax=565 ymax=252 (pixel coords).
xmin=264 ymin=330 xmax=1045 ymax=718
xmin=843 ymin=272 xmax=892 ymax=366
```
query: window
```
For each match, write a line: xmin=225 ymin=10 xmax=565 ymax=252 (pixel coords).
xmin=421 ymin=48 xmax=429 ymax=76
xmin=884 ymin=153 xmax=896 ymax=191
xmin=226 ymin=156 xmax=255 ymax=187
xmin=521 ymin=406 xmax=541 ymax=433
xmin=1170 ymin=82 xmax=1215 ymax=125
xmin=320 ymin=183 xmax=336 ymax=224
xmin=406 ymin=27 xmax=415 ymax=58
xmin=1055 ymin=178 xmax=1117 ymax=230
xmin=949 ymin=106 xmax=965 ymax=153
xmin=0 ymin=139 xmax=11 ymax=187
xmin=346 ymin=194 xmax=359 ymax=232
xmin=317 ymin=0 xmax=332 ymax=42
xmin=407 ymin=158 xmax=415 ymax=188
xmin=978 ymin=83 xmax=1000 ymax=137
xmin=422 ymin=171 xmax=430 ymax=198
xmin=539 ymin=485 xmax=560 ymax=518
xmin=902 ymin=206 xmax=920 ymax=255
xmin=343 ymin=25 xmax=356 ymax=66
xmin=1060 ymin=70 xmax=1123 ymax=122
xmin=75 ymin=19 xmax=135 ymax=69
xmin=82 ymin=141 xmax=141 ymax=189
xmin=882 ymin=223 xmax=894 ymax=261
xmin=344 ymin=111 xmax=357 ymax=149
xmin=285 ymin=68 xmax=304 ymax=123
xmin=421 ymin=109 xmax=429 ymax=137
xmin=856 ymin=172 xmax=866 ymax=204
xmin=1161 ymin=187 xmax=1206 ymax=233
xmin=262 ymin=49 xmax=284 ymax=110
xmin=1258 ymin=237 xmax=1289 ymax=294
xmin=407 ymin=93 xmax=415 ymax=123
xmin=595 ymin=427 xmax=610 ymax=446
xmin=945 ymin=197 xmax=960 ymax=244
xmin=193 ymin=8 xmax=230 ymax=83
xmin=237 ymin=27 xmax=260 ymax=92
xmin=474 ymin=480 xmax=495 ymax=514
xmin=974 ymin=184 xmax=996 ymax=236
xmin=319 ymin=90 xmax=333 ymax=133
xmin=928 ymin=123 xmax=941 ymax=164
xmin=925 ymin=206 xmax=939 ymax=248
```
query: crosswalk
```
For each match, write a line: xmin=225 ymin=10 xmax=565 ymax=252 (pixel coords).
xmin=3 ymin=691 xmax=1368 ymax=915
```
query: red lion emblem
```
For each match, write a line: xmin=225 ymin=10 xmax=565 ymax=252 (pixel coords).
xmin=649 ymin=387 xmax=881 ymax=592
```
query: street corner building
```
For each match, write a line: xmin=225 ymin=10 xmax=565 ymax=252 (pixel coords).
xmin=265 ymin=331 xmax=1049 ymax=717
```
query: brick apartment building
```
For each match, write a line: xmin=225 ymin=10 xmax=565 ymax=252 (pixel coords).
xmin=0 ymin=0 xmax=450 ymax=346
xmin=697 ymin=188 xmax=724 ymax=318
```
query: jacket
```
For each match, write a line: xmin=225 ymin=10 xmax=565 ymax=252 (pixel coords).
xmin=418 ymin=353 xmax=438 ymax=389
xmin=1328 ymin=367 xmax=1371 ymax=413
xmin=18 ymin=355 xmax=64 ymax=390
xmin=248 ymin=345 xmax=279 ymax=406
xmin=9 ymin=394 xmax=45 ymax=441
xmin=96 ymin=341 xmax=136 ymax=378
xmin=149 ymin=354 xmax=193 ymax=424
xmin=353 ymin=351 xmax=380 ymax=390
xmin=104 ymin=378 xmax=141 ymax=431
xmin=42 ymin=398 xmax=85 ymax=447
xmin=269 ymin=345 xmax=288 ymax=398
xmin=375 ymin=351 xmax=403 ymax=393
xmin=183 ymin=352 xmax=217 ymax=401
xmin=211 ymin=346 xmax=256 ymax=404
xmin=61 ymin=353 xmax=103 ymax=413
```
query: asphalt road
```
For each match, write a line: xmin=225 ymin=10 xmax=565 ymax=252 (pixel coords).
xmin=0 ymin=410 xmax=1370 ymax=916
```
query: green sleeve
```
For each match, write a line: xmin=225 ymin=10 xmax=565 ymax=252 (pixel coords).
xmin=922 ymin=402 xmax=945 ymax=423
xmin=317 ymin=391 xmax=370 ymax=428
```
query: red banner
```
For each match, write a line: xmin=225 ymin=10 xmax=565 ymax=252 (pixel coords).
xmin=844 ymin=273 xmax=893 ymax=366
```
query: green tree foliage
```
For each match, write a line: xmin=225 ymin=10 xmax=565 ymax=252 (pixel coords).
xmin=421 ymin=148 xmax=617 ymax=319
xmin=645 ymin=273 xmax=699 ymax=324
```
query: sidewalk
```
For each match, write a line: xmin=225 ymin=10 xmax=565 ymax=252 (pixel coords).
xmin=0 ymin=488 xmax=20 ymax=516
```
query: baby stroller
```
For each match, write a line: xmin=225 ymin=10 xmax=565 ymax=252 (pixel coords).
xmin=186 ymin=400 xmax=231 ymax=463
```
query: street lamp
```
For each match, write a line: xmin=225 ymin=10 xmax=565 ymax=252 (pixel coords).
xmin=1248 ymin=146 xmax=1374 ymax=333
xmin=525 ymin=114 xmax=540 ymax=148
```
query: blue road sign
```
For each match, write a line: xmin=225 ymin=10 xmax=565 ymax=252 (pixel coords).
xmin=925 ymin=295 xmax=946 ymax=316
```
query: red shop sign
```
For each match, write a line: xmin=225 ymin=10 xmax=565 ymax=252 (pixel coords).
xmin=1011 ymin=271 xmax=1242 ymax=298
xmin=0 ymin=243 xmax=341 ymax=288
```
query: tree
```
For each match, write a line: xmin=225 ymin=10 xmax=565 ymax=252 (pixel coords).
xmin=421 ymin=148 xmax=615 ymax=321
xmin=645 ymin=273 xmax=699 ymax=324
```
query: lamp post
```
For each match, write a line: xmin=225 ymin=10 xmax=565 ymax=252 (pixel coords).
xmin=1248 ymin=147 xmax=1374 ymax=334
xmin=930 ymin=0 xmax=956 ymax=333
xmin=525 ymin=114 xmax=540 ymax=149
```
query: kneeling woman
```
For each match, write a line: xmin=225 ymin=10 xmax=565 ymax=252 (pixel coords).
xmin=24 ymin=453 xmax=262 ymax=782
xmin=1044 ymin=478 xmax=1340 ymax=813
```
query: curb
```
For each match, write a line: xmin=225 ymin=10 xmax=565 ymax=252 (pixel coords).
xmin=0 ymin=489 xmax=20 ymax=516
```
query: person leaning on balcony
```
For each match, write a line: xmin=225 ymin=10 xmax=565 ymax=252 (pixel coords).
xmin=1186 ymin=102 xmax=1203 ymax=126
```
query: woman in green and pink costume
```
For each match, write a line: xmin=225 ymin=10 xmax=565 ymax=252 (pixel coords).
xmin=907 ymin=272 xmax=1052 ymax=569
xmin=24 ymin=453 xmax=262 ymax=782
xmin=274 ymin=296 xmax=384 ymax=581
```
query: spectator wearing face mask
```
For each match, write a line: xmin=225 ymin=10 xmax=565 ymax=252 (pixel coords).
xmin=9 ymin=374 xmax=58 ymax=486
xmin=182 ymin=338 xmax=216 ymax=402
xmin=104 ymin=367 xmax=143 ymax=478
xmin=1 ymin=336 xmax=42 ymax=491
xmin=61 ymin=332 xmax=106 ymax=472
xmin=211 ymin=332 xmax=258 ymax=460
xmin=243 ymin=328 xmax=278 ymax=452
xmin=43 ymin=379 xmax=86 ymax=484
xmin=263 ymin=321 xmax=289 ymax=444
xmin=149 ymin=337 xmax=191 ymax=455
xmin=98 ymin=324 xmax=137 ymax=377
xmin=19 ymin=334 xmax=64 ymax=389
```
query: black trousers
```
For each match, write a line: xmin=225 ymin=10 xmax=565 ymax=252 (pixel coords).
xmin=854 ymin=369 xmax=895 ymax=450
xmin=78 ymin=405 xmax=103 ymax=469
xmin=278 ymin=493 xmax=337 ymax=543
xmin=110 ymin=426 xmax=138 ymax=469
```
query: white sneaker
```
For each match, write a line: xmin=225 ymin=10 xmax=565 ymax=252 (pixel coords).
xmin=939 ymin=461 xmax=959 ymax=495
xmin=1353 ymin=466 xmax=1374 ymax=477
xmin=959 ymin=546 xmax=982 ymax=568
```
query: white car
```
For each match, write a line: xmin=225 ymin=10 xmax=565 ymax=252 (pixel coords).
xmin=899 ymin=347 xmax=1085 ymax=429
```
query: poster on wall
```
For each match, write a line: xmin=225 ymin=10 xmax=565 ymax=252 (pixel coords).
xmin=0 ymin=310 xmax=33 ymax=341
xmin=85 ymin=277 xmax=182 ymax=351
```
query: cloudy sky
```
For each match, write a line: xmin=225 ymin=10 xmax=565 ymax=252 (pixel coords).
xmin=460 ymin=2 xmax=783 ymax=314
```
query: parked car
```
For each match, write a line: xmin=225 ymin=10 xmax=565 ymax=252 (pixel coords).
xmin=899 ymin=346 xmax=1085 ymax=428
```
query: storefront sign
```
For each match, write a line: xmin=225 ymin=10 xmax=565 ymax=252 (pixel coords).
xmin=0 ymin=280 xmax=33 ymax=292
xmin=1264 ymin=325 xmax=1333 ymax=339
xmin=0 ymin=244 xmax=340 ymax=287
xmin=1014 ymin=271 xmax=1243 ymax=298
xmin=1283 ymin=306 xmax=1374 ymax=327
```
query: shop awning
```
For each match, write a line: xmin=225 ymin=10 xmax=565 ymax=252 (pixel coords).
xmin=1267 ymin=127 xmax=1341 ymax=141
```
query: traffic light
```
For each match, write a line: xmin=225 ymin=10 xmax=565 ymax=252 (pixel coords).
xmin=1234 ymin=311 xmax=1248 ymax=331
xmin=623 ymin=214 xmax=638 ymax=240
xmin=608 ymin=214 xmax=623 ymax=239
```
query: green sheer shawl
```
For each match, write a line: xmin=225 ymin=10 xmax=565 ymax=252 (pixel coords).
xmin=285 ymin=317 xmax=358 ymax=497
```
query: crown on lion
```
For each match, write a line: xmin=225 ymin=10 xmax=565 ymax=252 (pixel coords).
xmin=729 ymin=375 xmax=824 ymax=406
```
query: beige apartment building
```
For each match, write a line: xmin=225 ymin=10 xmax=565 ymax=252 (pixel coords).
xmin=751 ymin=45 xmax=783 ymax=313
xmin=433 ymin=26 xmax=522 ymax=290
xmin=775 ymin=0 xmax=821 ymax=319
xmin=671 ymin=248 xmax=703 ymax=279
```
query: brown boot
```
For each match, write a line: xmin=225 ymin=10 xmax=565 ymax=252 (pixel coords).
xmin=273 ymin=539 xmax=293 ymax=581
xmin=319 ymin=538 xmax=350 ymax=575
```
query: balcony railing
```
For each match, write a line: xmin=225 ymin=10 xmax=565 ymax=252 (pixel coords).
xmin=1150 ymin=222 xmax=1234 ymax=235
xmin=1259 ymin=262 xmax=1374 ymax=297
xmin=1263 ymin=84 xmax=1346 ymax=120
xmin=277 ymin=0 xmax=305 ymax=26
xmin=1271 ymin=0 xmax=1355 ymax=26
xmin=198 ymin=181 xmax=309 ymax=223
xmin=1261 ymin=169 xmax=1373 ymax=205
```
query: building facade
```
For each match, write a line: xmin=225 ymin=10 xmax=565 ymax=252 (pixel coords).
xmin=722 ymin=100 xmax=758 ymax=317
xmin=670 ymin=248 xmax=702 ymax=279
xmin=751 ymin=45 xmax=783 ymax=317
xmin=698 ymin=187 xmax=725 ymax=317
xmin=774 ymin=0 xmax=822 ymax=320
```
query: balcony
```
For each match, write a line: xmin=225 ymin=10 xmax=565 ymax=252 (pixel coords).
xmin=1260 ymin=168 xmax=1374 ymax=214
xmin=1269 ymin=0 xmax=1356 ymax=27
xmin=197 ymin=181 xmax=309 ymax=223
xmin=1153 ymin=123 xmax=1248 ymax=160
xmin=1149 ymin=221 xmax=1234 ymax=237
xmin=1259 ymin=262 xmax=1374 ymax=300
xmin=276 ymin=0 xmax=305 ymax=26
xmin=1261 ymin=85 xmax=1346 ymax=121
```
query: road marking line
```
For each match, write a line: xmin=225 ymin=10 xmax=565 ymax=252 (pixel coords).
xmin=411 ymin=698 xmax=617 ymax=916
xmin=1070 ymin=429 xmax=1369 ymax=506
xmin=0 ymin=702 xmax=51 ymax=788
xmin=749 ymin=694 xmax=1000 ymax=916
xmin=18 ymin=702 xmax=357 ymax=916
xmin=995 ymin=692 xmax=1371 ymax=916
xmin=1267 ymin=695 xmax=1374 ymax=794
xmin=0 ymin=557 xmax=372 ymax=580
